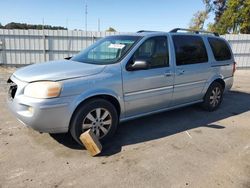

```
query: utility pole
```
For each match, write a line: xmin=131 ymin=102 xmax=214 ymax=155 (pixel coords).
xmin=42 ymin=18 xmax=46 ymax=61
xmin=66 ymin=19 xmax=70 ymax=57
xmin=98 ymin=18 xmax=100 ymax=32
xmin=42 ymin=18 xmax=45 ymax=31
xmin=85 ymin=1 xmax=88 ymax=32
xmin=85 ymin=1 xmax=88 ymax=47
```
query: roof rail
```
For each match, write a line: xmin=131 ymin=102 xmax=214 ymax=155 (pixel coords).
xmin=169 ymin=28 xmax=219 ymax=36
xmin=137 ymin=30 xmax=158 ymax=33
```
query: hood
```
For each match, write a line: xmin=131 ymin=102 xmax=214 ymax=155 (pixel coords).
xmin=13 ymin=60 xmax=106 ymax=82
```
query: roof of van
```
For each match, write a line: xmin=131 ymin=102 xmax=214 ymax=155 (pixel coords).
xmin=118 ymin=28 xmax=220 ymax=38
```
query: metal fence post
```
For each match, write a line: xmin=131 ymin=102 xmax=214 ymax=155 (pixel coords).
xmin=0 ymin=39 xmax=2 ymax=64
xmin=43 ymin=30 xmax=46 ymax=62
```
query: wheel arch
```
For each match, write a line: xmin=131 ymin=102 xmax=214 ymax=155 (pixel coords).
xmin=201 ymin=78 xmax=225 ymax=111
xmin=79 ymin=94 xmax=121 ymax=116
xmin=68 ymin=93 xmax=122 ymax=131
xmin=211 ymin=78 xmax=225 ymax=90
xmin=202 ymin=78 xmax=225 ymax=101
xmin=203 ymin=75 xmax=226 ymax=97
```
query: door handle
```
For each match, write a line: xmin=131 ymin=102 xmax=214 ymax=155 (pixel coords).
xmin=164 ymin=71 xmax=173 ymax=77
xmin=176 ymin=69 xmax=185 ymax=75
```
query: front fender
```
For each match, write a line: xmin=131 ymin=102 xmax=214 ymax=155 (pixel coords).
xmin=68 ymin=88 xmax=125 ymax=120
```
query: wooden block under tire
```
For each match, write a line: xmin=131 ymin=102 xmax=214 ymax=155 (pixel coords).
xmin=80 ymin=130 xmax=102 ymax=156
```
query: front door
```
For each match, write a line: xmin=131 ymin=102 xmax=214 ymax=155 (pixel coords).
xmin=122 ymin=36 xmax=174 ymax=117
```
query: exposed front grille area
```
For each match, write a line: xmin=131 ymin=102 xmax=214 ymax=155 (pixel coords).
xmin=7 ymin=78 xmax=17 ymax=99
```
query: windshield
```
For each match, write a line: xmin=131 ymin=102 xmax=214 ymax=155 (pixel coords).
xmin=71 ymin=35 xmax=141 ymax=64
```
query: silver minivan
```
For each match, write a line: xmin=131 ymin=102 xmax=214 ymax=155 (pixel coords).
xmin=7 ymin=28 xmax=236 ymax=144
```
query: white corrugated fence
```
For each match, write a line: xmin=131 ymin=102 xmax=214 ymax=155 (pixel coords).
xmin=0 ymin=29 xmax=129 ymax=65
xmin=0 ymin=29 xmax=249 ymax=68
xmin=222 ymin=34 xmax=250 ymax=68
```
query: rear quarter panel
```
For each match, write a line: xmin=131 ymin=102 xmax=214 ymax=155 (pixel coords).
xmin=202 ymin=36 xmax=235 ymax=94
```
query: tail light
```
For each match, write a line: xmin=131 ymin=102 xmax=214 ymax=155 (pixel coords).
xmin=232 ymin=62 xmax=236 ymax=76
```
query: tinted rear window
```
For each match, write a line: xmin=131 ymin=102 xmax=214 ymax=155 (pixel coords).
xmin=173 ymin=35 xmax=208 ymax=66
xmin=208 ymin=38 xmax=232 ymax=61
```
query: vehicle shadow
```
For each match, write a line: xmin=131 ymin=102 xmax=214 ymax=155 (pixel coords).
xmin=50 ymin=132 xmax=83 ymax=150
xmin=50 ymin=90 xmax=250 ymax=155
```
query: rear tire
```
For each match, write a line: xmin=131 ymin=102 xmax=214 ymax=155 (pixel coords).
xmin=202 ymin=82 xmax=223 ymax=111
xmin=70 ymin=99 xmax=118 ymax=145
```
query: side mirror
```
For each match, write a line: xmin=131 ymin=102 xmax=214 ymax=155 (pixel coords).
xmin=127 ymin=60 xmax=149 ymax=71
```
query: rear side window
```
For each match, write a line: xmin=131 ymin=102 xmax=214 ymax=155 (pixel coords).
xmin=208 ymin=38 xmax=232 ymax=61
xmin=173 ymin=35 xmax=208 ymax=66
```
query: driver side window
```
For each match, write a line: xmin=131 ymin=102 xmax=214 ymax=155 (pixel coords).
xmin=132 ymin=36 xmax=169 ymax=68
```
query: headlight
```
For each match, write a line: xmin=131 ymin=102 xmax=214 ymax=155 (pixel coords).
xmin=24 ymin=81 xmax=62 ymax=99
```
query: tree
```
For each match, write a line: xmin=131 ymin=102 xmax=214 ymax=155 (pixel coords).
xmin=240 ymin=0 xmax=250 ymax=33
xmin=106 ymin=27 xmax=116 ymax=32
xmin=207 ymin=22 xmax=216 ymax=32
xmin=0 ymin=23 xmax=3 ymax=28
xmin=189 ymin=11 xmax=209 ymax=30
xmin=214 ymin=0 xmax=250 ymax=34
xmin=197 ymin=0 xmax=250 ymax=34
xmin=203 ymin=0 xmax=228 ymax=22
xmin=2 ymin=22 xmax=67 ymax=30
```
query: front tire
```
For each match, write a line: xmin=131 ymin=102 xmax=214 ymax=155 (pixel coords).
xmin=70 ymin=99 xmax=118 ymax=145
xmin=202 ymin=82 xmax=223 ymax=111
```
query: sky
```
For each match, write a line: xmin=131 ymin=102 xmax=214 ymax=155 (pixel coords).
xmin=0 ymin=0 xmax=214 ymax=32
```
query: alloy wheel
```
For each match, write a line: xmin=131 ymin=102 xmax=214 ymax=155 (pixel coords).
xmin=82 ymin=108 xmax=112 ymax=139
xmin=209 ymin=87 xmax=221 ymax=107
